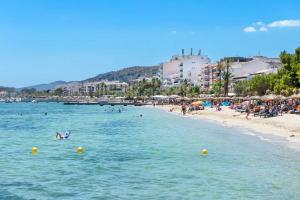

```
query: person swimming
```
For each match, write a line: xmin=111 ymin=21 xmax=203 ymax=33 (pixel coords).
xmin=64 ymin=131 xmax=71 ymax=139
xmin=56 ymin=131 xmax=71 ymax=140
xmin=56 ymin=132 xmax=64 ymax=140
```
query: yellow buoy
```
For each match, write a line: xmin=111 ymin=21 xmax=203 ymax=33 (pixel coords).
xmin=202 ymin=148 xmax=207 ymax=156
xmin=32 ymin=147 xmax=38 ymax=155
xmin=77 ymin=146 xmax=84 ymax=154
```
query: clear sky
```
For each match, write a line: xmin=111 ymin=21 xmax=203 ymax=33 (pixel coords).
xmin=1 ymin=0 xmax=300 ymax=87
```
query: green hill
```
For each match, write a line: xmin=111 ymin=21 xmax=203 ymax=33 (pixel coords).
xmin=85 ymin=66 xmax=159 ymax=83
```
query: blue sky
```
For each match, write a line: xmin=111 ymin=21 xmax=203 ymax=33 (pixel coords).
xmin=1 ymin=0 xmax=300 ymax=87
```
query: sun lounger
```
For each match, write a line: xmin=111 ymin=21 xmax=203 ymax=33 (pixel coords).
xmin=290 ymin=110 xmax=300 ymax=115
xmin=235 ymin=107 xmax=246 ymax=113
xmin=264 ymin=107 xmax=279 ymax=118
xmin=259 ymin=110 xmax=269 ymax=118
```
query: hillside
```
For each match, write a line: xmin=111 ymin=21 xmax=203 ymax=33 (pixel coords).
xmin=19 ymin=81 xmax=67 ymax=91
xmin=85 ymin=66 xmax=159 ymax=83
xmin=14 ymin=66 xmax=159 ymax=91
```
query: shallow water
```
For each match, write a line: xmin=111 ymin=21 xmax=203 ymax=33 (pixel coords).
xmin=1 ymin=103 xmax=300 ymax=199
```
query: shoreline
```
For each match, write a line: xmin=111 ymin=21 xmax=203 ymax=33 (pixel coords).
xmin=155 ymin=104 xmax=300 ymax=149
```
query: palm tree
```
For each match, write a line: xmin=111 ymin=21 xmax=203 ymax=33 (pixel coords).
xmin=100 ymin=82 xmax=105 ymax=96
xmin=222 ymin=59 xmax=233 ymax=96
xmin=104 ymin=84 xmax=107 ymax=95
xmin=125 ymin=85 xmax=135 ymax=99
xmin=151 ymin=78 xmax=161 ymax=96
xmin=216 ymin=61 xmax=223 ymax=96
xmin=179 ymin=79 xmax=189 ymax=97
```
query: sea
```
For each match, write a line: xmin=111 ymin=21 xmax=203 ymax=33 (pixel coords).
xmin=0 ymin=102 xmax=300 ymax=199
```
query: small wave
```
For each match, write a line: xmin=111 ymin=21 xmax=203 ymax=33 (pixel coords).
xmin=257 ymin=135 xmax=269 ymax=141
xmin=240 ymin=130 xmax=257 ymax=137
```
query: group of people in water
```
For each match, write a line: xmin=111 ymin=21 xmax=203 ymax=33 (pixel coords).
xmin=104 ymin=107 xmax=125 ymax=113
xmin=17 ymin=112 xmax=48 ymax=116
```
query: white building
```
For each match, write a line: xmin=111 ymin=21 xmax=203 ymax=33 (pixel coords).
xmin=56 ymin=80 xmax=128 ymax=96
xmin=0 ymin=91 xmax=8 ymax=97
xmin=230 ymin=56 xmax=283 ymax=81
xmin=161 ymin=49 xmax=211 ymax=86
xmin=228 ymin=56 xmax=283 ymax=92
xmin=129 ymin=75 xmax=160 ymax=86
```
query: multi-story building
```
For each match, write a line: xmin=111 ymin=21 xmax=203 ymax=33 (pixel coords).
xmin=198 ymin=56 xmax=283 ymax=92
xmin=230 ymin=56 xmax=282 ymax=82
xmin=57 ymin=80 xmax=128 ymax=96
xmin=83 ymin=81 xmax=128 ymax=95
xmin=129 ymin=75 xmax=161 ymax=86
xmin=161 ymin=49 xmax=211 ymax=87
xmin=198 ymin=64 xmax=220 ymax=91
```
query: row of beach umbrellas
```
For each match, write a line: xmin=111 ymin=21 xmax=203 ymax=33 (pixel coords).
xmin=151 ymin=93 xmax=300 ymax=101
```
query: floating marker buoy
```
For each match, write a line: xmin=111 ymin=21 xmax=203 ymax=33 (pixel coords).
xmin=77 ymin=146 xmax=84 ymax=154
xmin=202 ymin=148 xmax=207 ymax=156
xmin=32 ymin=147 xmax=38 ymax=155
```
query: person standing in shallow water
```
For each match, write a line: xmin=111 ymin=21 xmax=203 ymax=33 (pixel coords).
xmin=246 ymin=105 xmax=250 ymax=120
xmin=181 ymin=103 xmax=187 ymax=115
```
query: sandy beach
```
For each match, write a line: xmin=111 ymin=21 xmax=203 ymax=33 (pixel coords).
xmin=156 ymin=104 xmax=300 ymax=147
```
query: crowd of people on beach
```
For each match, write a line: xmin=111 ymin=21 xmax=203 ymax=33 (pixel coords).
xmin=157 ymin=97 xmax=300 ymax=119
xmin=232 ymin=98 xmax=300 ymax=119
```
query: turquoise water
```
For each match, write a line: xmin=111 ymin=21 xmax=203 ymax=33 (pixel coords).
xmin=1 ymin=103 xmax=300 ymax=199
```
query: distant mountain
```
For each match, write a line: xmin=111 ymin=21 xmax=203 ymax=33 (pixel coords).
xmin=85 ymin=66 xmax=159 ymax=83
xmin=17 ymin=66 xmax=160 ymax=91
xmin=19 ymin=81 xmax=68 ymax=91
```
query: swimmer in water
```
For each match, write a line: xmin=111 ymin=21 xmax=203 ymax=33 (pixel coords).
xmin=64 ymin=131 xmax=71 ymax=139
xmin=45 ymin=112 xmax=47 ymax=115
xmin=56 ymin=132 xmax=64 ymax=140
xmin=140 ymin=114 xmax=143 ymax=117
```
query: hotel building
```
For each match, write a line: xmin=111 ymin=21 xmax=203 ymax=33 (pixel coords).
xmin=161 ymin=49 xmax=211 ymax=87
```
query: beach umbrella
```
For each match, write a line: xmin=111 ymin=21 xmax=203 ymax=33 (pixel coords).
xmin=152 ymin=95 xmax=168 ymax=99
xmin=227 ymin=93 xmax=236 ymax=97
xmin=169 ymin=95 xmax=180 ymax=98
xmin=177 ymin=97 xmax=191 ymax=101
xmin=218 ymin=96 xmax=230 ymax=100
xmin=198 ymin=97 xmax=208 ymax=101
xmin=191 ymin=101 xmax=203 ymax=106
xmin=250 ymin=96 xmax=260 ymax=100
xmin=289 ymin=93 xmax=300 ymax=99
xmin=275 ymin=95 xmax=286 ymax=100
xmin=261 ymin=94 xmax=277 ymax=101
